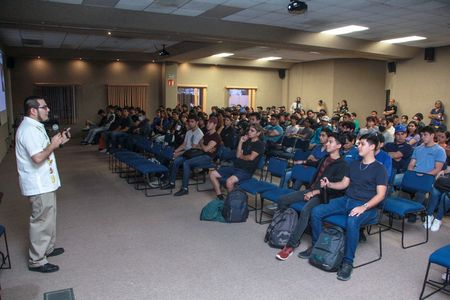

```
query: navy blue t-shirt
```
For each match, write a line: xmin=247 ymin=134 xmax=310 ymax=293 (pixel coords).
xmin=345 ymin=160 xmax=388 ymax=202
xmin=383 ymin=142 xmax=413 ymax=172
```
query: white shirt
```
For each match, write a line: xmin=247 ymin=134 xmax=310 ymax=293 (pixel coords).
xmin=184 ymin=127 xmax=204 ymax=150
xmin=15 ymin=117 xmax=61 ymax=196
xmin=290 ymin=101 xmax=303 ymax=113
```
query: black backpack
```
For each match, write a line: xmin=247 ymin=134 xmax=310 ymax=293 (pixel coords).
xmin=222 ymin=188 xmax=249 ymax=223
xmin=309 ymin=226 xmax=345 ymax=272
xmin=264 ymin=208 xmax=298 ymax=248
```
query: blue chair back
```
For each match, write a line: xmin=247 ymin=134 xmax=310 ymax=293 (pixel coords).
xmin=400 ymin=170 xmax=435 ymax=194
xmin=266 ymin=157 xmax=289 ymax=178
xmin=291 ymin=164 xmax=316 ymax=187
xmin=294 ymin=150 xmax=311 ymax=161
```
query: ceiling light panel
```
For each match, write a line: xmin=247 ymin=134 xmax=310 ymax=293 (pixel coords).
xmin=115 ymin=0 xmax=154 ymax=11
xmin=321 ymin=25 xmax=369 ymax=35
xmin=257 ymin=56 xmax=282 ymax=61
xmin=380 ymin=36 xmax=427 ymax=44
xmin=211 ymin=53 xmax=234 ymax=57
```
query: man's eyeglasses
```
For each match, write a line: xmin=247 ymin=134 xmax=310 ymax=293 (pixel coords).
xmin=37 ymin=105 xmax=49 ymax=110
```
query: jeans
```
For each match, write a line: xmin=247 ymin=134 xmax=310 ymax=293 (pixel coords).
xmin=426 ymin=187 xmax=450 ymax=220
xmin=111 ymin=132 xmax=129 ymax=150
xmin=84 ymin=126 xmax=107 ymax=144
xmin=278 ymin=190 xmax=321 ymax=248
xmin=311 ymin=196 xmax=378 ymax=264
xmin=169 ymin=155 xmax=212 ymax=189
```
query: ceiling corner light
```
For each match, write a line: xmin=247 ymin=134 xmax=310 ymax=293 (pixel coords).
xmin=211 ymin=53 xmax=234 ymax=58
xmin=380 ymin=36 xmax=427 ymax=44
xmin=287 ymin=0 xmax=307 ymax=14
xmin=258 ymin=56 xmax=282 ymax=61
xmin=321 ymin=25 xmax=369 ymax=35
xmin=107 ymin=31 xmax=112 ymax=36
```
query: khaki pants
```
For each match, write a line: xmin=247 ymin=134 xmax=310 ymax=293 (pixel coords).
xmin=28 ymin=191 xmax=57 ymax=267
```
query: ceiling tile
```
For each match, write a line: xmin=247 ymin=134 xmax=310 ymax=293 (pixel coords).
xmin=115 ymin=0 xmax=154 ymax=11
xmin=82 ymin=0 xmax=120 ymax=7
xmin=180 ymin=0 xmax=217 ymax=10
xmin=48 ymin=0 xmax=83 ymax=4
xmin=172 ymin=8 xmax=204 ymax=16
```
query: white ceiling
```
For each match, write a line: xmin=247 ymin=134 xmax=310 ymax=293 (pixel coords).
xmin=0 ymin=0 xmax=449 ymax=65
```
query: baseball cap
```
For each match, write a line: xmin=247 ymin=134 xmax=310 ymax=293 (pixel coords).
xmin=320 ymin=116 xmax=331 ymax=122
xmin=395 ymin=124 xmax=407 ymax=133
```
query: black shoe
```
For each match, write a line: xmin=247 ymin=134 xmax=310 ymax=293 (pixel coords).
xmin=29 ymin=263 xmax=59 ymax=273
xmin=337 ymin=262 xmax=353 ymax=281
xmin=174 ymin=188 xmax=189 ymax=196
xmin=162 ymin=183 xmax=175 ymax=190
xmin=298 ymin=247 xmax=313 ymax=259
xmin=47 ymin=247 xmax=64 ymax=257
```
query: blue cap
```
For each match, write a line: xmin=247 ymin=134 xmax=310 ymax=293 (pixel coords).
xmin=395 ymin=124 xmax=407 ymax=133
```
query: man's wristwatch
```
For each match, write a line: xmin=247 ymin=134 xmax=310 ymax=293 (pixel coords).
xmin=363 ymin=203 xmax=369 ymax=209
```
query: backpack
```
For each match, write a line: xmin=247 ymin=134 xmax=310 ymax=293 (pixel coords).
xmin=309 ymin=226 xmax=345 ymax=272
xmin=222 ymin=188 xmax=249 ymax=223
xmin=264 ymin=208 xmax=298 ymax=248
xmin=435 ymin=175 xmax=450 ymax=193
xmin=200 ymin=199 xmax=226 ymax=223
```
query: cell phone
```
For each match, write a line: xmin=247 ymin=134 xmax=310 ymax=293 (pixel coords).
xmin=61 ymin=127 xmax=71 ymax=138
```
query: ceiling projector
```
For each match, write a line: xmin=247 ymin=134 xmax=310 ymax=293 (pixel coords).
xmin=287 ymin=0 xmax=308 ymax=14
xmin=159 ymin=45 xmax=170 ymax=56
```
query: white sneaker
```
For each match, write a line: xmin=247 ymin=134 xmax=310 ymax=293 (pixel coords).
xmin=431 ymin=219 xmax=442 ymax=232
xmin=423 ymin=215 xmax=435 ymax=229
xmin=441 ymin=272 xmax=449 ymax=282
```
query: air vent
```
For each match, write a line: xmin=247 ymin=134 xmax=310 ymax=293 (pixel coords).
xmin=22 ymin=39 xmax=43 ymax=46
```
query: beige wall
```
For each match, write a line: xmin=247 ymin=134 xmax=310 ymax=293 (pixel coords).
xmin=334 ymin=59 xmax=386 ymax=122
xmin=288 ymin=59 xmax=386 ymax=124
xmin=10 ymin=58 xmax=162 ymax=135
xmin=386 ymin=46 xmax=450 ymax=128
xmin=174 ymin=63 xmax=283 ymax=109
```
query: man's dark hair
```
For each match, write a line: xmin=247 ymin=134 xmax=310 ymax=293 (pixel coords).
xmin=420 ymin=126 xmax=436 ymax=135
xmin=290 ymin=115 xmax=299 ymax=122
xmin=328 ymin=132 xmax=346 ymax=146
xmin=188 ymin=113 xmax=199 ymax=122
xmin=321 ymin=127 xmax=332 ymax=135
xmin=351 ymin=112 xmax=357 ymax=117
xmin=341 ymin=121 xmax=355 ymax=131
xmin=249 ymin=112 xmax=261 ymax=120
xmin=344 ymin=132 xmax=356 ymax=143
xmin=97 ymin=109 xmax=105 ymax=115
xmin=343 ymin=112 xmax=352 ymax=118
xmin=385 ymin=117 xmax=394 ymax=124
xmin=366 ymin=116 xmax=376 ymax=123
xmin=24 ymin=96 xmax=41 ymax=115
xmin=414 ymin=113 xmax=424 ymax=121
xmin=270 ymin=114 xmax=279 ymax=120
xmin=360 ymin=133 xmax=380 ymax=149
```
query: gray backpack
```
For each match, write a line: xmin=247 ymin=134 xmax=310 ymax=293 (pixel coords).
xmin=264 ymin=208 xmax=298 ymax=248
xmin=309 ymin=226 xmax=345 ymax=272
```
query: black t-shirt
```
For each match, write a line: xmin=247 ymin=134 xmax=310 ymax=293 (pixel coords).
xmin=234 ymin=139 xmax=265 ymax=175
xmin=345 ymin=160 xmax=388 ymax=202
xmin=221 ymin=125 xmax=237 ymax=149
xmin=203 ymin=131 xmax=222 ymax=158
xmin=384 ymin=105 xmax=397 ymax=115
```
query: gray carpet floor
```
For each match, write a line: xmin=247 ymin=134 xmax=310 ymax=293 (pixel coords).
xmin=0 ymin=142 xmax=449 ymax=300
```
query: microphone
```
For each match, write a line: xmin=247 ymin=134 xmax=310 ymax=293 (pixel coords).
xmin=52 ymin=124 xmax=60 ymax=133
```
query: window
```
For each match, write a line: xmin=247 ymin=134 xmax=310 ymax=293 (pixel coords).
xmin=226 ymin=86 xmax=256 ymax=109
xmin=177 ymin=85 xmax=207 ymax=111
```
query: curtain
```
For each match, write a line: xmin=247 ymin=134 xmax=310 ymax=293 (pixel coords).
xmin=107 ymin=85 xmax=148 ymax=113
xmin=37 ymin=85 xmax=77 ymax=124
xmin=249 ymin=89 xmax=256 ymax=110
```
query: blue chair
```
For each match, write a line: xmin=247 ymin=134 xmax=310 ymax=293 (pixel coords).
xmin=324 ymin=210 xmax=382 ymax=268
xmin=382 ymin=171 xmax=435 ymax=249
xmin=293 ymin=149 xmax=311 ymax=161
xmin=239 ymin=157 xmax=289 ymax=223
xmin=0 ymin=224 xmax=11 ymax=270
xmin=420 ymin=244 xmax=450 ymax=299
xmin=260 ymin=164 xmax=316 ymax=223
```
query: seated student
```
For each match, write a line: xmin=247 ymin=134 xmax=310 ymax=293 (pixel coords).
xmin=82 ymin=106 xmax=115 ymax=145
xmin=102 ymin=108 xmax=132 ymax=153
xmin=169 ymin=117 xmax=221 ymax=196
xmin=374 ymin=133 xmax=393 ymax=179
xmin=299 ymin=134 xmax=388 ymax=281
xmin=341 ymin=133 xmax=358 ymax=162
xmin=162 ymin=114 xmax=204 ymax=189
xmin=264 ymin=114 xmax=284 ymax=150
xmin=383 ymin=124 xmax=413 ymax=175
xmin=220 ymin=115 xmax=238 ymax=160
xmin=404 ymin=126 xmax=446 ymax=222
xmin=310 ymin=116 xmax=332 ymax=145
xmin=380 ymin=117 xmax=395 ymax=144
xmin=275 ymin=133 xmax=349 ymax=261
xmin=209 ymin=124 xmax=265 ymax=199
xmin=295 ymin=128 xmax=331 ymax=164
xmin=357 ymin=116 xmax=378 ymax=138
xmin=424 ymin=166 xmax=450 ymax=232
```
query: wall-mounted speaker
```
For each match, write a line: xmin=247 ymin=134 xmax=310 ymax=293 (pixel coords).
xmin=6 ymin=57 xmax=15 ymax=69
xmin=278 ymin=69 xmax=286 ymax=79
xmin=387 ymin=62 xmax=396 ymax=73
xmin=424 ymin=47 xmax=435 ymax=62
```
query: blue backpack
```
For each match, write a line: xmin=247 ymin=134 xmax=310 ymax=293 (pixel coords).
xmin=222 ymin=188 xmax=249 ymax=223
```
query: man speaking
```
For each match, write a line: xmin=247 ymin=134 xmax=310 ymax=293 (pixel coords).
xmin=15 ymin=96 xmax=70 ymax=273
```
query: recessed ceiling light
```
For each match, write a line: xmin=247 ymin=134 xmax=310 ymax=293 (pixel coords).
xmin=107 ymin=31 xmax=112 ymax=35
xmin=380 ymin=36 xmax=426 ymax=44
xmin=37 ymin=56 xmax=40 ymax=59
xmin=116 ymin=58 xmax=120 ymax=62
xmin=258 ymin=56 xmax=282 ymax=61
xmin=309 ymin=51 xmax=320 ymax=55
xmin=321 ymin=25 xmax=369 ymax=35
xmin=211 ymin=53 xmax=234 ymax=58
xmin=79 ymin=58 xmax=82 ymax=60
